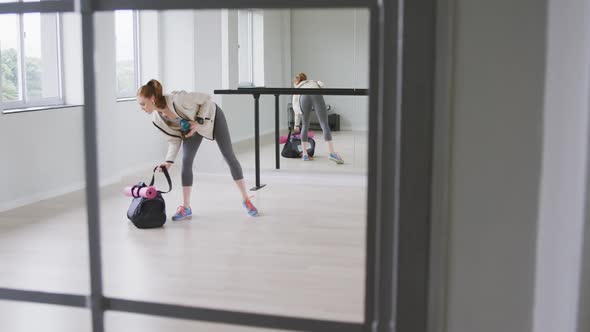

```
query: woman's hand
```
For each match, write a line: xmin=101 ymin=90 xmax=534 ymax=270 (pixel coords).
xmin=294 ymin=125 xmax=301 ymax=133
xmin=158 ymin=162 xmax=172 ymax=172
xmin=185 ymin=121 xmax=200 ymax=138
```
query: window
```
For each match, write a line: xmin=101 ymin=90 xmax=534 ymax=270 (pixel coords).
xmin=238 ymin=9 xmax=254 ymax=86
xmin=0 ymin=10 xmax=63 ymax=110
xmin=115 ymin=10 xmax=140 ymax=99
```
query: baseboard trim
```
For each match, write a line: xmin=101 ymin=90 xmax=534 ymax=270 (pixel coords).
xmin=0 ymin=182 xmax=86 ymax=213
xmin=0 ymin=161 xmax=158 ymax=213
xmin=232 ymin=129 xmax=289 ymax=154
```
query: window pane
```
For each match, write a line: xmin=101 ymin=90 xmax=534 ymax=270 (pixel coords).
xmin=0 ymin=14 xmax=21 ymax=102
xmin=23 ymin=13 xmax=60 ymax=100
xmin=115 ymin=10 xmax=137 ymax=98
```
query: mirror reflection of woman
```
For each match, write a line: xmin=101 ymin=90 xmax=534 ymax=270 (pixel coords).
xmin=292 ymin=72 xmax=344 ymax=163
xmin=137 ymin=79 xmax=259 ymax=220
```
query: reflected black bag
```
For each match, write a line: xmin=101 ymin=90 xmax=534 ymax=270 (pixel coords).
xmin=126 ymin=165 xmax=172 ymax=229
xmin=281 ymin=129 xmax=315 ymax=158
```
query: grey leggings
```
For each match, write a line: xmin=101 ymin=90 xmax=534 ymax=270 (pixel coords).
xmin=181 ymin=106 xmax=243 ymax=186
xmin=300 ymin=94 xmax=333 ymax=142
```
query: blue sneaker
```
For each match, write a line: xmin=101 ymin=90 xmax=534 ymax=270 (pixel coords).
xmin=329 ymin=153 xmax=344 ymax=164
xmin=172 ymin=205 xmax=192 ymax=221
xmin=302 ymin=154 xmax=311 ymax=161
xmin=242 ymin=199 xmax=259 ymax=217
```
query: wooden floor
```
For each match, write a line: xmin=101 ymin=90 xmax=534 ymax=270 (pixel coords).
xmin=0 ymin=131 xmax=368 ymax=331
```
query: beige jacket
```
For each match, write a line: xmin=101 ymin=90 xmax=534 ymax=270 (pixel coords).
xmin=151 ymin=90 xmax=217 ymax=163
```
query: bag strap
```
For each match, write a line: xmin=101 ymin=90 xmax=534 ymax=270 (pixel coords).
xmin=149 ymin=165 xmax=172 ymax=194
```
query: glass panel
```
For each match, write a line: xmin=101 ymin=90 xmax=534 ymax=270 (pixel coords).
xmin=115 ymin=10 xmax=137 ymax=98
xmin=0 ymin=166 xmax=90 ymax=295
xmin=23 ymin=13 xmax=61 ymax=100
xmin=0 ymin=14 xmax=21 ymax=102
xmin=107 ymin=311 xmax=288 ymax=332
xmin=0 ymin=10 xmax=88 ymax=300
xmin=104 ymin=7 xmax=369 ymax=324
xmin=0 ymin=300 xmax=90 ymax=332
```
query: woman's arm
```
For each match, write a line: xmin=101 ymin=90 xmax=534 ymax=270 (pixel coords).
xmin=178 ymin=91 xmax=211 ymax=111
xmin=292 ymin=95 xmax=302 ymax=131
xmin=165 ymin=136 xmax=182 ymax=164
xmin=294 ymin=113 xmax=301 ymax=131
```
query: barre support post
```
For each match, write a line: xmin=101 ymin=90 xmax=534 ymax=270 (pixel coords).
xmin=251 ymin=93 xmax=266 ymax=191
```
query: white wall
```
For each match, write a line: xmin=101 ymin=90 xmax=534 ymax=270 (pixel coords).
xmin=139 ymin=11 xmax=161 ymax=85
xmin=194 ymin=10 xmax=223 ymax=96
xmin=0 ymin=107 xmax=85 ymax=211
xmin=442 ymin=0 xmax=590 ymax=332
xmin=93 ymin=12 xmax=120 ymax=183
xmin=444 ymin=0 xmax=546 ymax=331
xmin=532 ymin=0 xmax=590 ymax=331
xmin=290 ymin=9 xmax=369 ymax=131
xmin=160 ymin=11 xmax=195 ymax=91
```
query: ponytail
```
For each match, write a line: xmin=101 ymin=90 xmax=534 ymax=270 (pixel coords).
xmin=295 ymin=72 xmax=308 ymax=82
xmin=137 ymin=79 xmax=167 ymax=109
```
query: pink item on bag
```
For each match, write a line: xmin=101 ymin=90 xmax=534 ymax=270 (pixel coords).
xmin=279 ymin=131 xmax=314 ymax=144
xmin=123 ymin=185 xmax=157 ymax=199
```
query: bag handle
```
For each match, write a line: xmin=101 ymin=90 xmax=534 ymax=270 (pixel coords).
xmin=149 ymin=165 xmax=172 ymax=194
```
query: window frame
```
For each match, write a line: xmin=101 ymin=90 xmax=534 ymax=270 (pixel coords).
xmin=0 ymin=1 xmax=440 ymax=331
xmin=0 ymin=9 xmax=65 ymax=110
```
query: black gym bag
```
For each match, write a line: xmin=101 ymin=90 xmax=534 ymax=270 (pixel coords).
xmin=126 ymin=165 xmax=172 ymax=229
xmin=281 ymin=129 xmax=315 ymax=158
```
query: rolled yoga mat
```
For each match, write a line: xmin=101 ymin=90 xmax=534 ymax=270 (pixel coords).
xmin=123 ymin=186 xmax=157 ymax=199
xmin=279 ymin=131 xmax=314 ymax=144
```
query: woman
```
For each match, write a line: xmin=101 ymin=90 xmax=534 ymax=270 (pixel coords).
xmin=292 ymin=72 xmax=344 ymax=163
xmin=137 ymin=79 xmax=259 ymax=220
